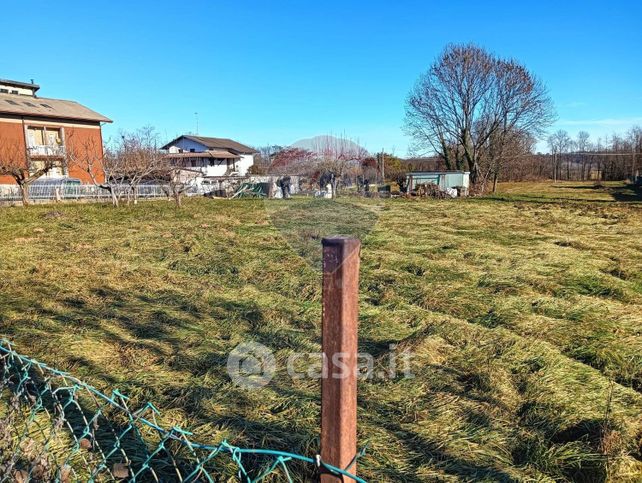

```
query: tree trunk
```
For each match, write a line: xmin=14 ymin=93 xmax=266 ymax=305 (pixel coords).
xmin=469 ymin=159 xmax=480 ymax=187
xmin=18 ymin=183 xmax=29 ymax=206
xmin=492 ymin=171 xmax=499 ymax=193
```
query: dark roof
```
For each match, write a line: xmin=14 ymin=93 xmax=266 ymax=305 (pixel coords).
xmin=0 ymin=93 xmax=111 ymax=123
xmin=161 ymin=135 xmax=257 ymax=154
xmin=165 ymin=150 xmax=240 ymax=159
xmin=0 ymin=79 xmax=40 ymax=92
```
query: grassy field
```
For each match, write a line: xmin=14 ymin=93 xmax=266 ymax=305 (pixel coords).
xmin=0 ymin=181 xmax=641 ymax=481
xmin=495 ymin=180 xmax=642 ymax=203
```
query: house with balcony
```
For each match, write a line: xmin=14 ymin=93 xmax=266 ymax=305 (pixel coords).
xmin=0 ymin=78 xmax=111 ymax=184
xmin=161 ymin=135 xmax=257 ymax=185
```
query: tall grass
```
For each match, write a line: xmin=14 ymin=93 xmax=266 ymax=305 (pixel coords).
xmin=0 ymin=181 xmax=640 ymax=481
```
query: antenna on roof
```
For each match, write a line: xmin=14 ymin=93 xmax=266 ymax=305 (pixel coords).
xmin=194 ymin=112 xmax=199 ymax=135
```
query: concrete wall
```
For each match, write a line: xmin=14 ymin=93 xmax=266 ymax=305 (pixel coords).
xmin=199 ymin=175 xmax=302 ymax=197
xmin=236 ymin=154 xmax=254 ymax=176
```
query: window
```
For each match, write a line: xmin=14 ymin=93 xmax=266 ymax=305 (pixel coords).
xmin=0 ymin=89 xmax=8 ymax=94
xmin=5 ymin=99 xmax=18 ymax=105
xmin=23 ymin=101 xmax=36 ymax=107
xmin=26 ymin=127 xmax=63 ymax=150
xmin=40 ymin=103 xmax=53 ymax=109
xmin=189 ymin=148 xmax=196 ymax=153
xmin=10 ymin=90 xmax=18 ymax=94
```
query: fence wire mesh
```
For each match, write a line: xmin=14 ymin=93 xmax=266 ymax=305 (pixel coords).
xmin=0 ymin=340 xmax=364 ymax=482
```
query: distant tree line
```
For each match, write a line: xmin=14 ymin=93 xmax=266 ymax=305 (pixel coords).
xmin=415 ymin=127 xmax=642 ymax=184
xmin=542 ymin=128 xmax=640 ymax=182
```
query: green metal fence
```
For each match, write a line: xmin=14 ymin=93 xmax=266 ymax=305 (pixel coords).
xmin=0 ymin=339 xmax=364 ymax=482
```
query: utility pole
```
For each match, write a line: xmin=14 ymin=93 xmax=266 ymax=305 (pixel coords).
xmin=380 ymin=148 xmax=385 ymax=184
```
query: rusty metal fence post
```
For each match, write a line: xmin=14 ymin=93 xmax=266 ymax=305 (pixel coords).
xmin=321 ymin=236 xmax=361 ymax=482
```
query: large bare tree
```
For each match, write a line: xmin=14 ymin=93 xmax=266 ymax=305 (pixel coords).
xmin=404 ymin=43 xmax=555 ymax=190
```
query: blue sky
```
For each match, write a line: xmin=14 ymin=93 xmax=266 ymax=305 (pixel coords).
xmin=1 ymin=0 xmax=640 ymax=155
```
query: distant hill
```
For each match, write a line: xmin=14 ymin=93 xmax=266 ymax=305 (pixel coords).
xmin=290 ymin=135 xmax=369 ymax=157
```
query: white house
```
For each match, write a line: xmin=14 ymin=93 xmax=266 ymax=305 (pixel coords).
xmin=161 ymin=135 xmax=257 ymax=182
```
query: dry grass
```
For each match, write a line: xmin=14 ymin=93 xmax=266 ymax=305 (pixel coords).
xmin=0 ymin=180 xmax=641 ymax=481
xmin=495 ymin=180 xmax=642 ymax=203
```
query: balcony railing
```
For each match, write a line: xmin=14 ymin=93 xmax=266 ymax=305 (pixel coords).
xmin=27 ymin=144 xmax=66 ymax=157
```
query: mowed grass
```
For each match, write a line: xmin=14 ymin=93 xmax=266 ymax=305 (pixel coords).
xmin=495 ymin=180 xmax=642 ymax=203
xmin=0 ymin=181 xmax=641 ymax=481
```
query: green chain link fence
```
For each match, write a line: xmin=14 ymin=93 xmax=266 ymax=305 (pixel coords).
xmin=0 ymin=339 xmax=365 ymax=482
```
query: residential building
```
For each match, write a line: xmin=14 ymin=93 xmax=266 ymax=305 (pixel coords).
xmin=0 ymin=79 xmax=111 ymax=184
xmin=161 ymin=135 xmax=257 ymax=181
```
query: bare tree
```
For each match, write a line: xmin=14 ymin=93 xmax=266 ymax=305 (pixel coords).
xmin=268 ymin=147 xmax=315 ymax=175
xmin=68 ymin=126 xmax=165 ymax=207
xmin=312 ymin=135 xmax=367 ymax=197
xmin=485 ymin=130 xmax=536 ymax=192
xmin=67 ymin=135 xmax=126 ymax=206
xmin=157 ymin=162 xmax=199 ymax=207
xmin=404 ymin=43 xmax=555 ymax=190
xmin=628 ymin=126 xmax=641 ymax=179
xmin=115 ymin=127 xmax=165 ymax=204
xmin=253 ymin=145 xmax=284 ymax=174
xmin=574 ymin=131 xmax=591 ymax=180
xmin=576 ymin=131 xmax=591 ymax=152
xmin=547 ymin=130 xmax=573 ymax=181
xmin=0 ymin=139 xmax=61 ymax=206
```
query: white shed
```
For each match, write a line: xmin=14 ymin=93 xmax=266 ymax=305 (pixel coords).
xmin=406 ymin=171 xmax=470 ymax=196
